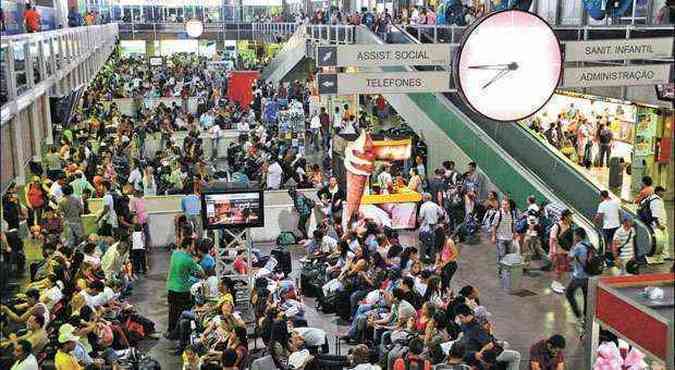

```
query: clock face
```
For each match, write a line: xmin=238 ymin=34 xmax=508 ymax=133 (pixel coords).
xmin=455 ymin=10 xmax=562 ymax=122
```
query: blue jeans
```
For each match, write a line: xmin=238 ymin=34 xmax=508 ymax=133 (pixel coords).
xmin=347 ymin=304 xmax=381 ymax=338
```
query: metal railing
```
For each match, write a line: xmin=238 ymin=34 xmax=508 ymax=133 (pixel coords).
xmin=304 ymin=24 xmax=355 ymax=44
xmin=404 ymin=23 xmax=675 ymax=44
xmin=117 ymin=22 xmax=299 ymax=41
xmin=1 ymin=23 xmax=119 ymax=124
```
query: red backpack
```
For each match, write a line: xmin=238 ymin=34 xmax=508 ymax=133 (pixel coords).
xmin=27 ymin=183 xmax=45 ymax=208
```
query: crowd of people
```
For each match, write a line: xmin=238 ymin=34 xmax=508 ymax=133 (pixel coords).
xmin=1 ymin=34 xmax=671 ymax=370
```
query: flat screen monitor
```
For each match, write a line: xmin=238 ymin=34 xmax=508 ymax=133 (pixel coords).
xmin=201 ymin=190 xmax=264 ymax=229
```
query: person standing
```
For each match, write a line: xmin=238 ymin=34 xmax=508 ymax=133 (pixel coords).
xmin=612 ymin=215 xmax=636 ymax=274
xmin=130 ymin=223 xmax=146 ymax=275
xmin=289 ymin=187 xmax=314 ymax=240
xmin=594 ymin=190 xmax=621 ymax=256
xmin=319 ymin=107 xmax=331 ymax=150
xmin=528 ymin=335 xmax=566 ymax=370
xmin=23 ymin=4 xmax=41 ymax=33
xmin=57 ymin=185 xmax=84 ymax=248
xmin=67 ymin=6 xmax=83 ymax=27
xmin=166 ymin=240 xmax=204 ymax=336
xmin=597 ymin=124 xmax=613 ymax=168
xmin=266 ymin=159 xmax=284 ymax=190
xmin=418 ymin=192 xmax=446 ymax=262
xmin=642 ymin=186 xmax=670 ymax=263
xmin=549 ymin=209 xmax=574 ymax=294
xmin=565 ymin=228 xmax=591 ymax=326
xmin=491 ymin=199 xmax=516 ymax=275
xmin=181 ymin=183 xmax=203 ymax=239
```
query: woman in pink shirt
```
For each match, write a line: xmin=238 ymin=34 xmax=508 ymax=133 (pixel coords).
xmin=129 ymin=189 xmax=150 ymax=253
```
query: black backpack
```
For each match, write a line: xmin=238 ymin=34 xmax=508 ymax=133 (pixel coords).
xmin=581 ymin=242 xmax=605 ymax=276
xmin=638 ymin=196 xmax=656 ymax=225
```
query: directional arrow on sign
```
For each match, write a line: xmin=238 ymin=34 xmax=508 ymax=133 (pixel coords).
xmin=317 ymin=74 xmax=338 ymax=95
xmin=317 ymin=46 xmax=338 ymax=67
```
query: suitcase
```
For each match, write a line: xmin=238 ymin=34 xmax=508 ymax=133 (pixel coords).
xmin=335 ymin=290 xmax=352 ymax=321
xmin=271 ymin=248 xmax=292 ymax=276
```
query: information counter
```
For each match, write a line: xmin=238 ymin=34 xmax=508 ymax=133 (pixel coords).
xmin=359 ymin=190 xmax=421 ymax=229
xmin=586 ymin=273 xmax=674 ymax=369
xmin=87 ymin=189 xmax=318 ymax=246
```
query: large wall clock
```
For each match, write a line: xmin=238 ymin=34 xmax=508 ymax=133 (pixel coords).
xmin=455 ymin=9 xmax=562 ymax=122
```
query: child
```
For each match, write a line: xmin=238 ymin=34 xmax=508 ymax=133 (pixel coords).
xmin=131 ymin=223 xmax=146 ymax=274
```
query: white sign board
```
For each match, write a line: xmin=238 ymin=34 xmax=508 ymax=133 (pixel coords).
xmin=316 ymin=44 xmax=453 ymax=67
xmin=318 ymin=72 xmax=452 ymax=95
xmin=564 ymin=38 xmax=674 ymax=62
xmin=562 ymin=64 xmax=672 ymax=88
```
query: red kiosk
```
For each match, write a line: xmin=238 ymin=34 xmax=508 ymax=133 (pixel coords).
xmin=586 ymin=273 xmax=674 ymax=369
xmin=227 ymin=70 xmax=260 ymax=109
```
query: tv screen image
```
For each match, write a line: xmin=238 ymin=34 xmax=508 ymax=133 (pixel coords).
xmin=202 ymin=191 xmax=264 ymax=228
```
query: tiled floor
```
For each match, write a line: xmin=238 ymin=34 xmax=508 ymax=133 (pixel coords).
xmin=127 ymin=231 xmax=673 ymax=370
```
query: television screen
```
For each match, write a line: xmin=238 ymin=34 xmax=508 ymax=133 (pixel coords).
xmin=201 ymin=190 xmax=264 ymax=228
xmin=655 ymin=83 xmax=674 ymax=102
xmin=149 ymin=57 xmax=163 ymax=66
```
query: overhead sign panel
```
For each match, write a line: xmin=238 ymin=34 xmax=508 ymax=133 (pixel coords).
xmin=564 ymin=38 xmax=674 ymax=62
xmin=562 ymin=64 xmax=672 ymax=88
xmin=316 ymin=44 xmax=453 ymax=67
xmin=317 ymin=72 xmax=452 ymax=95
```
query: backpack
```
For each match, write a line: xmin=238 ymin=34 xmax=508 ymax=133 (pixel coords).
xmin=405 ymin=355 xmax=429 ymax=370
xmin=638 ymin=196 xmax=656 ymax=225
xmin=276 ymin=231 xmax=297 ymax=246
xmin=581 ymin=242 xmax=605 ymax=276
xmin=27 ymin=183 xmax=45 ymax=208
xmin=515 ymin=216 xmax=529 ymax=234
xmin=547 ymin=223 xmax=574 ymax=251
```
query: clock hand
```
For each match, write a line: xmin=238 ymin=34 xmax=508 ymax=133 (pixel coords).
xmin=481 ymin=69 xmax=511 ymax=90
xmin=468 ymin=62 xmax=519 ymax=71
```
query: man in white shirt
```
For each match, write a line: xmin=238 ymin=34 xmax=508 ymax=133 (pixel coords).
xmin=127 ymin=160 xmax=143 ymax=192
xmin=49 ymin=177 xmax=65 ymax=204
xmin=595 ymin=190 xmax=621 ymax=254
xmin=209 ymin=123 xmax=222 ymax=160
xmin=266 ymin=160 xmax=283 ymax=190
xmin=613 ymin=216 xmax=636 ymax=274
xmin=309 ymin=114 xmax=322 ymax=152
xmin=418 ymin=192 xmax=446 ymax=261
xmin=10 ymin=339 xmax=39 ymax=370
xmin=377 ymin=165 xmax=393 ymax=191
xmin=645 ymin=186 xmax=670 ymax=262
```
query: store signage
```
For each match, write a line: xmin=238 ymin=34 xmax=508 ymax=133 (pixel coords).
xmin=564 ymin=38 xmax=674 ymax=62
xmin=316 ymin=44 xmax=453 ymax=67
xmin=562 ymin=64 xmax=672 ymax=88
xmin=317 ymin=72 xmax=452 ymax=95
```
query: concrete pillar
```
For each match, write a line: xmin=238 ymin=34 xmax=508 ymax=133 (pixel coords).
xmin=29 ymin=103 xmax=41 ymax=161
xmin=10 ymin=115 xmax=27 ymax=186
xmin=42 ymin=94 xmax=54 ymax=146
xmin=145 ymin=40 xmax=156 ymax=56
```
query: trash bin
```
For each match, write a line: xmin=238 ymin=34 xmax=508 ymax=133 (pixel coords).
xmin=608 ymin=156 xmax=623 ymax=190
xmin=500 ymin=253 xmax=523 ymax=293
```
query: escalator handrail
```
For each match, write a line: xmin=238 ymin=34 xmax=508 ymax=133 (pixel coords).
xmin=385 ymin=24 xmax=606 ymax=251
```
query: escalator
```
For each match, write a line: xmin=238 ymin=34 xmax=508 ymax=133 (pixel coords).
xmin=261 ymin=27 xmax=308 ymax=85
xmin=379 ymin=25 xmax=654 ymax=255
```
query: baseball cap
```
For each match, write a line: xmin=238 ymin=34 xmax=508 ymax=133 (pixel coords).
xmin=58 ymin=324 xmax=80 ymax=343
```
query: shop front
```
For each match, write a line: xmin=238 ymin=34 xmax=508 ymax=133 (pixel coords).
xmin=522 ymin=91 xmax=673 ymax=202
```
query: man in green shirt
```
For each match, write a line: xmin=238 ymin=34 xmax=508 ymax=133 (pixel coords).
xmin=166 ymin=239 xmax=203 ymax=335
xmin=44 ymin=146 xmax=62 ymax=180
xmin=69 ymin=171 xmax=96 ymax=198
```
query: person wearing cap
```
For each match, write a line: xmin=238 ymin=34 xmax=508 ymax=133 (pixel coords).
xmin=55 ymin=329 xmax=82 ymax=370
xmin=612 ymin=214 xmax=637 ymax=274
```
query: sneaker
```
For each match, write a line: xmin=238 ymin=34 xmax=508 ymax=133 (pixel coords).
xmin=551 ymin=281 xmax=565 ymax=294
